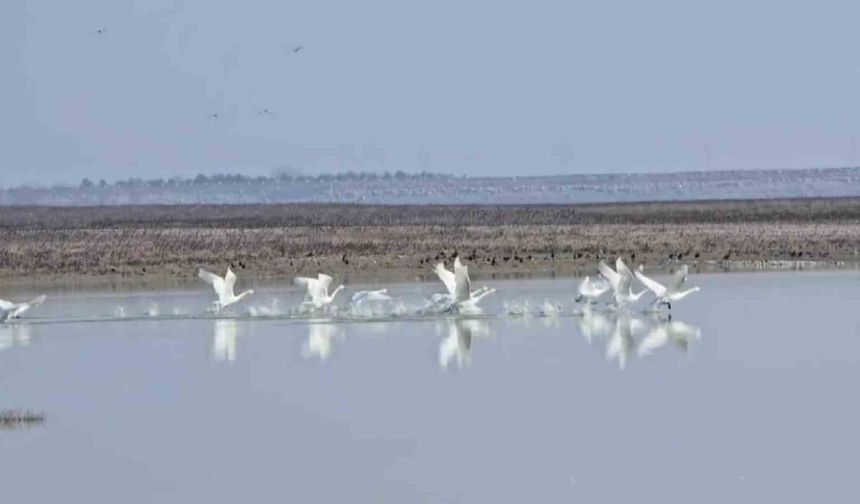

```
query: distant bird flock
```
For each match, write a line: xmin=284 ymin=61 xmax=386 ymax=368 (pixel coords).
xmin=0 ymin=256 xmax=698 ymax=323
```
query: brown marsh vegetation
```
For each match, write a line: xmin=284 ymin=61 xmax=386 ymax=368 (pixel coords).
xmin=1 ymin=198 xmax=858 ymax=282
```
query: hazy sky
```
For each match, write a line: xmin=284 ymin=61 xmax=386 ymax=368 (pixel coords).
xmin=2 ymin=0 xmax=859 ymax=186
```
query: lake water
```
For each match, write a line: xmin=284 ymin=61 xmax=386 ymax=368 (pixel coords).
xmin=1 ymin=270 xmax=859 ymax=502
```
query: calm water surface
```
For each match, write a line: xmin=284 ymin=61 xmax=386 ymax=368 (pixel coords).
xmin=1 ymin=270 xmax=859 ymax=503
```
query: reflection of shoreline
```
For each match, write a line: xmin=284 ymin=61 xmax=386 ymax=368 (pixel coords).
xmin=0 ymin=410 xmax=46 ymax=431
xmin=213 ymin=320 xmax=238 ymax=362
xmin=576 ymin=309 xmax=701 ymax=369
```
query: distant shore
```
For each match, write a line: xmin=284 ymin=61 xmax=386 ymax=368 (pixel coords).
xmin=1 ymin=198 xmax=858 ymax=286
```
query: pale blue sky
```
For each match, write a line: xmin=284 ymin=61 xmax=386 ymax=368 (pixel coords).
xmin=2 ymin=0 xmax=859 ymax=186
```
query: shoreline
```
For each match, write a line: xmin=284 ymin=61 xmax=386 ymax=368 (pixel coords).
xmin=1 ymin=199 xmax=858 ymax=289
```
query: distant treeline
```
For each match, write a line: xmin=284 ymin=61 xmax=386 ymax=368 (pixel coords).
xmin=2 ymin=167 xmax=860 ymax=206
xmin=35 ymin=170 xmax=454 ymax=190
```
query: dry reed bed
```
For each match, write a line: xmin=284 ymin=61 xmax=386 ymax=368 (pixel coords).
xmin=1 ymin=218 xmax=857 ymax=280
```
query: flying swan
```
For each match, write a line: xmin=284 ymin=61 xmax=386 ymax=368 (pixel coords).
xmin=0 ymin=295 xmax=47 ymax=322
xmin=434 ymin=258 xmax=495 ymax=310
xmin=294 ymin=273 xmax=344 ymax=309
xmin=575 ymin=276 xmax=610 ymax=304
xmin=598 ymin=258 xmax=647 ymax=307
xmin=634 ymin=264 xmax=700 ymax=311
xmin=198 ymin=267 xmax=254 ymax=311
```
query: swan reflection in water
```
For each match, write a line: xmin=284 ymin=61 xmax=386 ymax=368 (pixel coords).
xmin=212 ymin=319 xmax=238 ymax=362
xmin=302 ymin=322 xmax=343 ymax=362
xmin=576 ymin=309 xmax=701 ymax=369
xmin=439 ymin=318 xmax=493 ymax=370
xmin=638 ymin=316 xmax=701 ymax=357
xmin=0 ymin=323 xmax=32 ymax=355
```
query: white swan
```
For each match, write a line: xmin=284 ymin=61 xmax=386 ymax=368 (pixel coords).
xmin=350 ymin=289 xmax=392 ymax=304
xmin=575 ymin=276 xmax=610 ymax=303
xmin=0 ymin=295 xmax=47 ymax=322
xmin=294 ymin=273 xmax=344 ymax=309
xmin=634 ymin=264 xmax=700 ymax=310
xmin=433 ymin=258 xmax=495 ymax=311
xmin=598 ymin=258 xmax=647 ymax=307
xmin=198 ymin=267 xmax=254 ymax=311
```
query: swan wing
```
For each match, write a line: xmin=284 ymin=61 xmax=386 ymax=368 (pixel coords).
xmin=27 ymin=295 xmax=47 ymax=306
xmin=578 ymin=277 xmax=591 ymax=296
xmin=224 ymin=268 xmax=238 ymax=294
xmin=293 ymin=277 xmax=319 ymax=299
xmin=615 ymin=257 xmax=635 ymax=279
xmin=293 ymin=277 xmax=314 ymax=288
xmin=434 ymin=262 xmax=457 ymax=296
xmin=669 ymin=265 xmax=689 ymax=292
xmin=199 ymin=269 xmax=227 ymax=298
xmin=597 ymin=261 xmax=621 ymax=288
xmin=316 ymin=273 xmax=334 ymax=297
xmin=634 ymin=270 xmax=666 ymax=297
xmin=453 ymin=258 xmax=472 ymax=303
xmin=0 ymin=299 xmax=14 ymax=310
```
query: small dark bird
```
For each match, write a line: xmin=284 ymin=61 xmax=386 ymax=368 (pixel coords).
xmin=94 ymin=27 xmax=107 ymax=35
xmin=342 ymin=254 xmax=349 ymax=265
xmin=306 ymin=251 xmax=314 ymax=257
xmin=293 ymin=46 xmax=303 ymax=53
xmin=208 ymin=113 xmax=219 ymax=119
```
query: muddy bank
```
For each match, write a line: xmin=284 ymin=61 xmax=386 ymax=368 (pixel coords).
xmin=1 ymin=199 xmax=858 ymax=284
